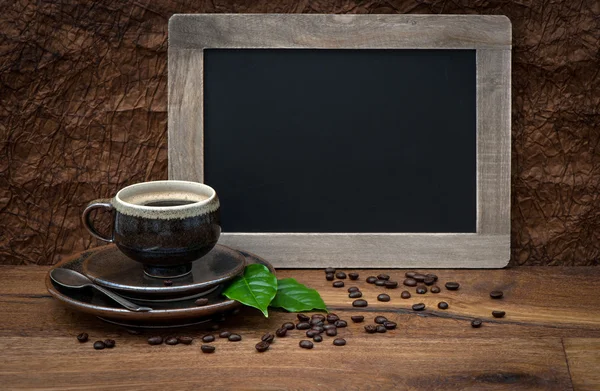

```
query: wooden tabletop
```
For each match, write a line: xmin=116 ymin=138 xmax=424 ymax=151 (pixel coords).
xmin=1 ymin=265 xmax=599 ymax=390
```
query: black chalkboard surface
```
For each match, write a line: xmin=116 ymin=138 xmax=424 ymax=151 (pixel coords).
xmin=204 ymin=49 xmax=476 ymax=233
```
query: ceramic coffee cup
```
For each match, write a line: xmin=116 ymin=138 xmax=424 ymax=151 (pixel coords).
xmin=82 ymin=180 xmax=220 ymax=278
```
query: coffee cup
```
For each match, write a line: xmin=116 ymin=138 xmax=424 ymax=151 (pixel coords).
xmin=82 ymin=180 xmax=220 ymax=278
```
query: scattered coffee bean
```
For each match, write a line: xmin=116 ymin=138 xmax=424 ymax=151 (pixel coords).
xmin=163 ymin=279 xmax=173 ymax=286
xmin=325 ymin=273 xmax=335 ymax=281
xmin=366 ymin=276 xmax=378 ymax=284
xmin=348 ymin=286 xmax=360 ymax=293
xmin=313 ymin=335 xmax=323 ymax=343
xmin=261 ymin=333 xmax=274 ymax=343
xmin=334 ymin=320 xmax=347 ymax=328
xmin=219 ymin=331 xmax=232 ymax=338
xmin=310 ymin=318 xmax=324 ymax=326
xmin=147 ymin=336 xmax=163 ymax=345
xmin=403 ymin=278 xmax=417 ymax=287
xmin=364 ymin=325 xmax=377 ymax=333
xmin=414 ymin=274 xmax=427 ymax=282
xmin=383 ymin=321 xmax=397 ymax=330
xmin=327 ymin=313 xmax=340 ymax=323
xmin=405 ymin=271 xmax=417 ymax=278
xmin=351 ymin=315 xmax=365 ymax=323
xmin=492 ymin=310 xmax=506 ymax=318
xmin=326 ymin=328 xmax=338 ymax=337
xmin=374 ymin=316 xmax=388 ymax=324
xmin=377 ymin=274 xmax=390 ymax=281
xmin=333 ymin=281 xmax=345 ymax=288
xmin=375 ymin=280 xmax=386 ymax=287
xmin=325 ymin=267 xmax=336 ymax=274
xmin=296 ymin=322 xmax=310 ymax=330
xmin=255 ymin=341 xmax=270 ymax=352
xmin=312 ymin=325 xmax=325 ymax=333
xmin=299 ymin=340 xmax=314 ymax=349
xmin=401 ymin=291 xmax=411 ymax=299
xmin=430 ymin=285 xmax=441 ymax=294
xmin=423 ymin=277 xmax=435 ymax=286
xmin=384 ymin=281 xmax=399 ymax=289
xmin=349 ymin=291 xmax=363 ymax=298
xmin=438 ymin=301 xmax=449 ymax=310
xmin=426 ymin=273 xmax=438 ymax=281
xmin=201 ymin=344 xmax=216 ymax=353
xmin=335 ymin=272 xmax=347 ymax=279
xmin=276 ymin=328 xmax=288 ymax=337
xmin=177 ymin=336 xmax=192 ymax=345
xmin=202 ymin=335 xmax=215 ymax=343
xmin=353 ymin=299 xmax=368 ymax=307
xmin=471 ymin=319 xmax=483 ymax=328
xmin=349 ymin=273 xmax=359 ymax=280
xmin=490 ymin=290 xmax=504 ymax=299
xmin=306 ymin=330 xmax=320 ymax=338
xmin=165 ymin=336 xmax=179 ymax=345
xmin=93 ymin=341 xmax=105 ymax=350
xmin=333 ymin=338 xmax=346 ymax=346
xmin=416 ymin=285 xmax=427 ymax=294
xmin=297 ymin=314 xmax=310 ymax=322
xmin=412 ymin=303 xmax=426 ymax=311
xmin=377 ymin=293 xmax=391 ymax=302
xmin=194 ymin=298 xmax=209 ymax=306
xmin=77 ymin=333 xmax=88 ymax=343
xmin=282 ymin=322 xmax=295 ymax=330
xmin=376 ymin=325 xmax=387 ymax=333
xmin=445 ymin=282 xmax=460 ymax=291
xmin=228 ymin=334 xmax=242 ymax=342
xmin=312 ymin=314 xmax=325 ymax=321
xmin=323 ymin=324 xmax=336 ymax=331
xmin=103 ymin=339 xmax=116 ymax=348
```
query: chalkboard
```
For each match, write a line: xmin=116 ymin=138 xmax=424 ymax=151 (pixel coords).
xmin=203 ymin=49 xmax=477 ymax=233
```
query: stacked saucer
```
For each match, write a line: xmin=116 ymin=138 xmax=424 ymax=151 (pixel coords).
xmin=46 ymin=244 xmax=274 ymax=328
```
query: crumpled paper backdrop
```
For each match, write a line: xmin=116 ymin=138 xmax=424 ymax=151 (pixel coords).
xmin=1 ymin=1 xmax=598 ymax=266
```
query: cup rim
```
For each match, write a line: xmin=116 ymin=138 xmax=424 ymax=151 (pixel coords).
xmin=115 ymin=180 xmax=217 ymax=211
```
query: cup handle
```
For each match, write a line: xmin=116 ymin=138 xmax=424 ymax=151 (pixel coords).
xmin=82 ymin=199 xmax=115 ymax=243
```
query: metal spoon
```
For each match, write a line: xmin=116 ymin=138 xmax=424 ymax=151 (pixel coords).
xmin=50 ymin=268 xmax=152 ymax=312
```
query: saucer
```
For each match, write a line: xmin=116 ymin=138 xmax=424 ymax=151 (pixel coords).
xmin=81 ymin=244 xmax=246 ymax=301
xmin=46 ymin=247 xmax=274 ymax=328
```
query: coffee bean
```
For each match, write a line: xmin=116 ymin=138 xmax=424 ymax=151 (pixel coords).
xmin=325 ymin=273 xmax=335 ymax=281
xmin=401 ymin=291 xmax=411 ymax=299
xmin=93 ymin=341 xmax=105 ymax=350
xmin=490 ymin=291 xmax=504 ymax=299
xmin=349 ymin=291 xmax=363 ymax=298
xmin=492 ymin=310 xmax=506 ymax=318
xmin=364 ymin=325 xmax=377 ymax=333
xmin=377 ymin=274 xmax=390 ymax=281
xmin=349 ymin=273 xmax=359 ymax=280
xmin=471 ymin=319 xmax=483 ymax=328
xmin=326 ymin=313 xmax=340 ymax=323
xmin=228 ymin=334 xmax=242 ymax=342
xmin=333 ymin=281 xmax=345 ymax=288
xmin=299 ymin=340 xmax=314 ymax=349
xmin=163 ymin=279 xmax=173 ymax=286
xmin=219 ymin=331 xmax=232 ymax=338
xmin=383 ymin=321 xmax=397 ymax=330
xmin=352 ymin=299 xmax=368 ymax=307
xmin=430 ymin=285 xmax=441 ymax=294
xmin=334 ymin=320 xmax=347 ymax=328
xmin=326 ymin=328 xmax=338 ymax=337
xmin=335 ymin=272 xmax=347 ymax=279
xmin=306 ymin=330 xmax=320 ymax=338
xmin=375 ymin=280 xmax=386 ymax=287
xmin=311 ymin=314 xmax=325 ymax=321
xmin=313 ymin=335 xmax=323 ymax=343
xmin=405 ymin=271 xmax=417 ymax=278
xmin=351 ymin=315 xmax=365 ymax=323
xmin=195 ymin=298 xmax=209 ymax=306
xmin=438 ymin=301 xmax=449 ymax=310
xmin=282 ymin=322 xmax=295 ymax=330
xmin=202 ymin=335 xmax=215 ymax=343
xmin=77 ymin=333 xmax=88 ymax=343
xmin=255 ymin=341 xmax=270 ymax=352
xmin=147 ymin=336 xmax=163 ymax=345
xmin=165 ymin=336 xmax=179 ymax=345
xmin=384 ymin=281 xmax=398 ymax=289
xmin=374 ymin=316 xmax=388 ymax=324
xmin=177 ymin=336 xmax=193 ymax=345
xmin=348 ymin=286 xmax=360 ymax=293
xmin=261 ymin=333 xmax=275 ymax=343
xmin=412 ymin=303 xmax=426 ymax=311
xmin=403 ymin=278 xmax=417 ymax=287
xmin=423 ymin=277 xmax=435 ymax=286
xmin=377 ymin=293 xmax=391 ymax=302
xmin=126 ymin=329 xmax=142 ymax=335
xmin=416 ymin=285 xmax=427 ymax=294
xmin=276 ymin=328 xmax=288 ymax=337
xmin=333 ymin=338 xmax=346 ymax=346
xmin=312 ymin=325 xmax=325 ymax=333
xmin=310 ymin=318 xmax=324 ymax=326
xmin=414 ymin=274 xmax=427 ymax=282
xmin=297 ymin=314 xmax=310 ymax=322
xmin=426 ymin=273 xmax=438 ymax=281
xmin=325 ymin=267 xmax=336 ymax=274
xmin=201 ymin=344 xmax=216 ymax=353
xmin=376 ymin=325 xmax=387 ymax=333
xmin=104 ymin=339 xmax=116 ymax=348
xmin=323 ymin=324 xmax=336 ymax=331
xmin=366 ymin=276 xmax=377 ymax=284
xmin=445 ymin=282 xmax=460 ymax=290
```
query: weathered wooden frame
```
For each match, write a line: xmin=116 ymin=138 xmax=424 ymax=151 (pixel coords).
xmin=168 ymin=14 xmax=511 ymax=268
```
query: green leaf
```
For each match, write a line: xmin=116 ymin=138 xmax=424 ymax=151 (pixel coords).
xmin=270 ymin=278 xmax=327 ymax=313
xmin=222 ymin=264 xmax=277 ymax=317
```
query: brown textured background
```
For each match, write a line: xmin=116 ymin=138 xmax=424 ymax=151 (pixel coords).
xmin=1 ymin=1 xmax=599 ymax=266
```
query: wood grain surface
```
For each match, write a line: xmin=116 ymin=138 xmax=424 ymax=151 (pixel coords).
xmin=0 ymin=266 xmax=599 ymax=390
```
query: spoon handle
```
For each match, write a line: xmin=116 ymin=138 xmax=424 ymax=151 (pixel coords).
xmin=91 ymin=284 xmax=152 ymax=312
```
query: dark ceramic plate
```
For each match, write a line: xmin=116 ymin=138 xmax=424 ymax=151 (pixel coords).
xmin=46 ymin=246 xmax=274 ymax=328
xmin=81 ymin=244 xmax=246 ymax=301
